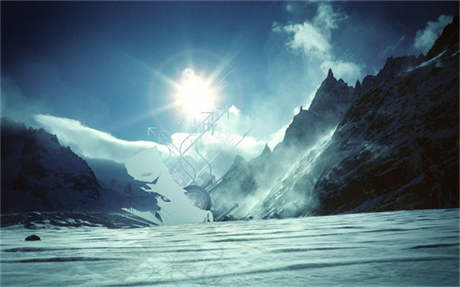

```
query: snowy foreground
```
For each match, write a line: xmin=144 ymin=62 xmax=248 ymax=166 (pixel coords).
xmin=1 ymin=208 xmax=458 ymax=286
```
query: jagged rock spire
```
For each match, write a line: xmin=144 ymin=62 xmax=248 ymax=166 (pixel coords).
xmin=355 ymin=80 xmax=361 ymax=90
xmin=261 ymin=144 xmax=271 ymax=155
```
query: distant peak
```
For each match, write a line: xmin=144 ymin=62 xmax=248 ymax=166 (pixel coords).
xmin=355 ymin=80 xmax=361 ymax=89
xmin=262 ymin=144 xmax=271 ymax=155
xmin=327 ymin=68 xmax=334 ymax=79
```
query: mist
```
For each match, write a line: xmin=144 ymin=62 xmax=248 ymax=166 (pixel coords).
xmin=210 ymin=127 xmax=338 ymax=220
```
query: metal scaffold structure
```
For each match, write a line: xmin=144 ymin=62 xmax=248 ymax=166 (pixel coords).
xmin=147 ymin=106 xmax=249 ymax=192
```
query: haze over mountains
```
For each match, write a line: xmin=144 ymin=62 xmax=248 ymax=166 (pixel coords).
xmin=1 ymin=15 xmax=458 ymax=226
xmin=1 ymin=118 xmax=165 ymax=226
xmin=210 ymin=15 xmax=459 ymax=220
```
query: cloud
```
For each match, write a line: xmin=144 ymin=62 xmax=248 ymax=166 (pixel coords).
xmin=34 ymin=114 xmax=157 ymax=163
xmin=23 ymin=4 xmax=363 ymax=172
xmin=313 ymin=3 xmax=347 ymax=34
xmin=273 ymin=3 xmax=363 ymax=105
xmin=414 ymin=15 xmax=453 ymax=54
xmin=1 ymin=78 xmax=52 ymax=127
xmin=34 ymin=113 xmax=266 ymax=179
xmin=274 ymin=22 xmax=331 ymax=57
xmin=284 ymin=2 xmax=298 ymax=14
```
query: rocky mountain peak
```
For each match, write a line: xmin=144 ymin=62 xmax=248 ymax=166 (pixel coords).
xmin=327 ymin=68 xmax=334 ymax=79
xmin=307 ymin=68 xmax=354 ymax=122
xmin=261 ymin=144 xmax=271 ymax=156
xmin=250 ymin=144 xmax=272 ymax=167
xmin=354 ymin=80 xmax=361 ymax=90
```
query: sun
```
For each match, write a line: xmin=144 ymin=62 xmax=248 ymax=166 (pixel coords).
xmin=174 ymin=68 xmax=217 ymax=118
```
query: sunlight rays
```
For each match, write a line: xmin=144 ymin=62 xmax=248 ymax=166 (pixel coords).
xmin=173 ymin=68 xmax=217 ymax=118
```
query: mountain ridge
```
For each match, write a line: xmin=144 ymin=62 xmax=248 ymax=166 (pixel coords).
xmin=1 ymin=118 xmax=161 ymax=215
xmin=210 ymin=15 xmax=459 ymax=220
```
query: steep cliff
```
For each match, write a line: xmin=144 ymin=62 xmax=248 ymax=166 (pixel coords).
xmin=311 ymin=15 xmax=459 ymax=214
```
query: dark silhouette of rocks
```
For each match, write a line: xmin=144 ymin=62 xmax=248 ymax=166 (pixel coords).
xmin=25 ymin=234 xmax=40 ymax=241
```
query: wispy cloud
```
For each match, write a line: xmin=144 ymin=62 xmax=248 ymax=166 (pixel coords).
xmin=34 ymin=114 xmax=157 ymax=163
xmin=1 ymin=78 xmax=51 ymax=127
xmin=414 ymin=14 xmax=453 ymax=54
xmin=274 ymin=22 xmax=331 ymax=57
xmin=273 ymin=3 xmax=363 ymax=100
xmin=34 ymin=113 xmax=266 ymax=178
xmin=313 ymin=3 xmax=348 ymax=35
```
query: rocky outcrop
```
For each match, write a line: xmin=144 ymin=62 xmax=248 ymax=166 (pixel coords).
xmin=283 ymin=69 xmax=355 ymax=147
xmin=308 ymin=69 xmax=355 ymax=122
xmin=25 ymin=234 xmax=40 ymax=241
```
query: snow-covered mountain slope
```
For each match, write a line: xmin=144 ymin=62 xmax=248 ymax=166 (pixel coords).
xmin=1 ymin=118 xmax=101 ymax=212
xmin=125 ymin=148 xmax=213 ymax=225
xmin=1 ymin=117 xmax=212 ymax=225
xmin=210 ymin=68 xmax=358 ymax=220
xmin=211 ymin=15 xmax=459 ymax=220
xmin=1 ymin=118 xmax=164 ymax=217
xmin=311 ymin=15 xmax=459 ymax=215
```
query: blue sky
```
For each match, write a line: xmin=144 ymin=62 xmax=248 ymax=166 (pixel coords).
xmin=2 ymin=1 xmax=458 ymax=163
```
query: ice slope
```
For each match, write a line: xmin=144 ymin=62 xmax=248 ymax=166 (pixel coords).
xmin=125 ymin=148 xmax=213 ymax=225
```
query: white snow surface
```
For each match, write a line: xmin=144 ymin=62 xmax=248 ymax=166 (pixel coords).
xmin=125 ymin=147 xmax=212 ymax=225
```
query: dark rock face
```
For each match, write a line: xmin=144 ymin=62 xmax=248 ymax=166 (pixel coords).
xmin=282 ymin=110 xmax=325 ymax=147
xmin=425 ymin=15 xmax=459 ymax=61
xmin=1 ymin=118 xmax=101 ymax=213
xmin=25 ymin=234 xmax=40 ymax=241
xmin=311 ymin=16 xmax=459 ymax=215
xmin=308 ymin=69 xmax=355 ymax=123
xmin=284 ymin=70 xmax=355 ymax=147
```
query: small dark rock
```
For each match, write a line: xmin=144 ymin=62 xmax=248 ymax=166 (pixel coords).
xmin=25 ymin=234 xmax=40 ymax=241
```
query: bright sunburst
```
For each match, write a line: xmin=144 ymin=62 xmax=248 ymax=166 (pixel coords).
xmin=174 ymin=68 xmax=217 ymax=118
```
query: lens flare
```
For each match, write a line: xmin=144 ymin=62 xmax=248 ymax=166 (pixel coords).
xmin=175 ymin=68 xmax=216 ymax=118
